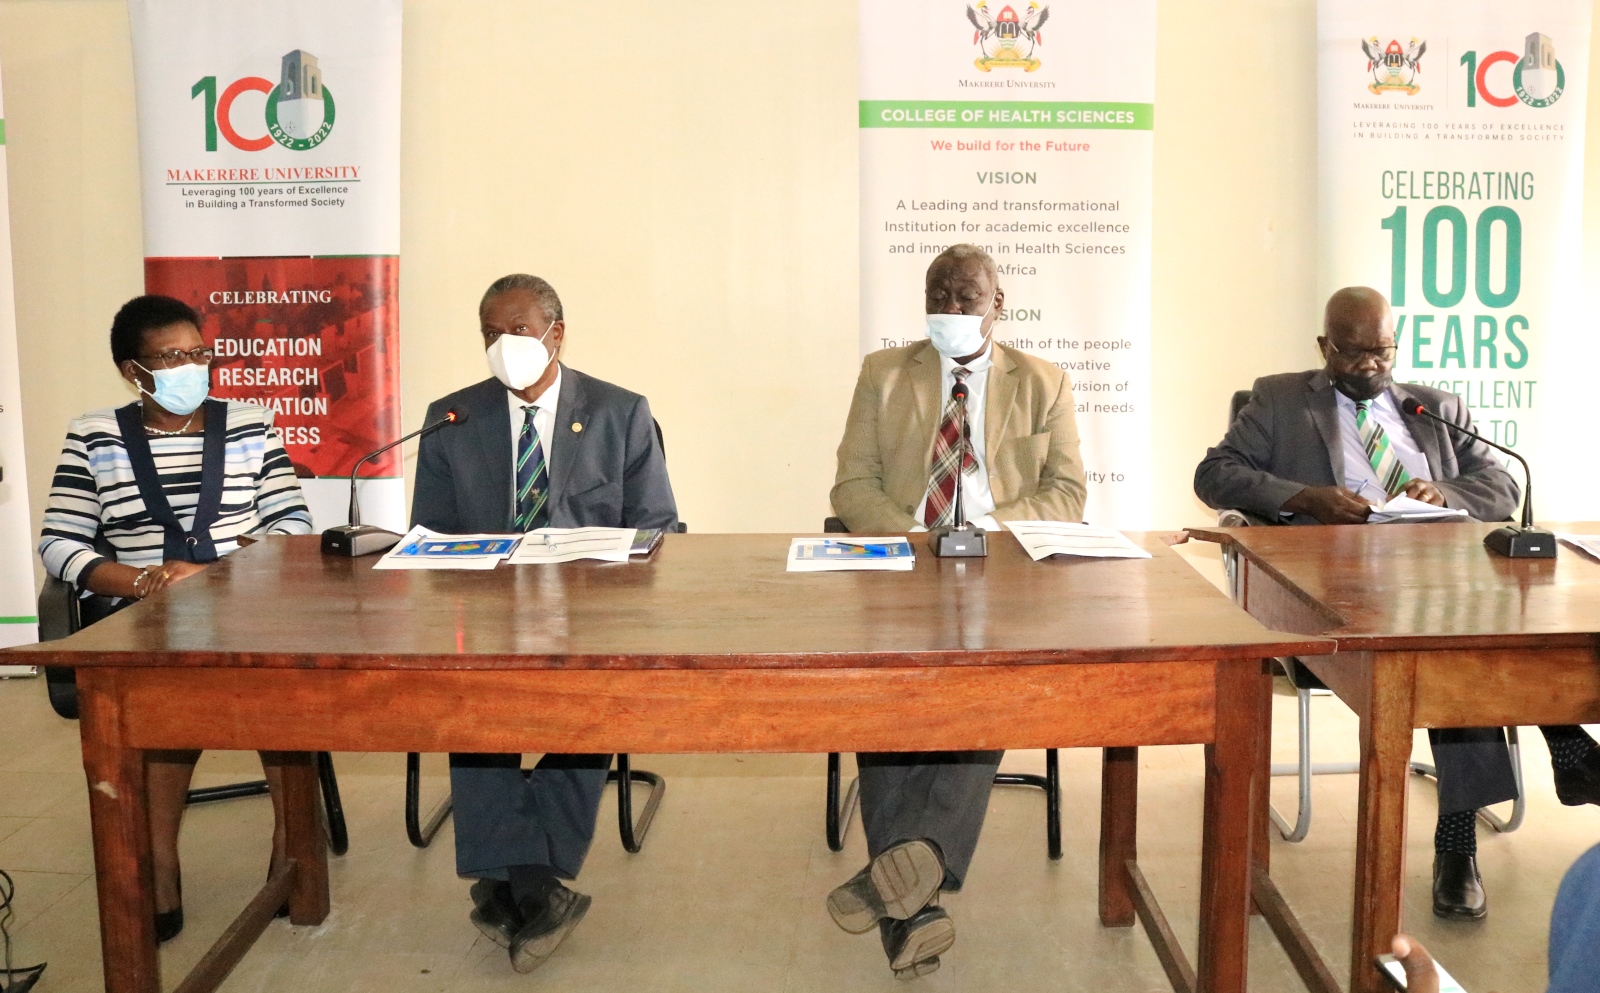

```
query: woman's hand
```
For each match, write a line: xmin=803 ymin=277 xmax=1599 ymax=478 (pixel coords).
xmin=81 ymin=559 xmax=208 ymax=600
xmin=160 ymin=560 xmax=207 ymax=584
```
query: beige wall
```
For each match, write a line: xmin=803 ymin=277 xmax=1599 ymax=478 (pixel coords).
xmin=3 ymin=0 xmax=1598 ymax=555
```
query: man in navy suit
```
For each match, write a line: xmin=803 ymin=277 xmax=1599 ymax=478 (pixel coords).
xmin=411 ymin=273 xmax=677 ymax=972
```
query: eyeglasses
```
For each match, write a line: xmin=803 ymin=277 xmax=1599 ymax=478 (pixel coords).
xmin=1325 ymin=341 xmax=1397 ymax=363
xmin=137 ymin=347 xmax=215 ymax=368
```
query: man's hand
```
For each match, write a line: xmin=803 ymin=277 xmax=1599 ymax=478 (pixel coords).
xmin=1281 ymin=486 xmax=1375 ymax=524
xmin=1401 ymin=480 xmax=1447 ymax=507
xmin=1390 ymin=935 xmax=1438 ymax=993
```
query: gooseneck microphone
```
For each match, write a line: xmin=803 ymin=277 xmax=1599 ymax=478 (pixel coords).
xmin=1400 ymin=399 xmax=1555 ymax=558
xmin=320 ymin=407 xmax=469 ymax=557
xmin=930 ymin=379 xmax=988 ymax=558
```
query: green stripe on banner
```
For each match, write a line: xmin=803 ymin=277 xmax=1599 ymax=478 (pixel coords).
xmin=859 ymin=100 xmax=1153 ymax=130
xmin=0 ymin=616 xmax=37 ymax=624
xmin=0 ymin=120 xmax=6 ymax=145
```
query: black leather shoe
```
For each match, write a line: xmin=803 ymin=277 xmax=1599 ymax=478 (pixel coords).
xmin=154 ymin=906 xmax=184 ymax=943
xmin=1553 ymin=751 xmax=1600 ymax=807
xmin=827 ymin=840 xmax=945 ymax=934
xmin=468 ymin=878 xmax=523 ymax=949
xmin=1433 ymin=852 xmax=1487 ymax=920
xmin=508 ymin=881 xmax=591 ymax=974
xmin=880 ymin=904 xmax=955 ymax=979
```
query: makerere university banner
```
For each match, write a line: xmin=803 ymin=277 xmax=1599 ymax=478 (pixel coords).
xmin=1319 ymin=0 xmax=1594 ymax=519
xmin=858 ymin=0 xmax=1156 ymax=527
xmin=0 ymin=68 xmax=37 ymax=652
xmin=128 ymin=0 xmax=403 ymax=530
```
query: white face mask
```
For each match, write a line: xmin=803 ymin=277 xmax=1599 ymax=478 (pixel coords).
xmin=486 ymin=321 xmax=557 ymax=391
xmin=924 ymin=296 xmax=995 ymax=358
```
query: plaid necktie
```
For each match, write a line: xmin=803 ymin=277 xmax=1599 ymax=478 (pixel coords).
xmin=514 ymin=405 xmax=550 ymax=531
xmin=923 ymin=367 xmax=977 ymax=528
xmin=1356 ymin=400 xmax=1412 ymax=498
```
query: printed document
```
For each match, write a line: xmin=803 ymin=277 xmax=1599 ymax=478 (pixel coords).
xmin=508 ymin=527 xmax=637 ymax=565
xmin=373 ymin=526 xmax=519 ymax=570
xmin=1003 ymin=522 xmax=1153 ymax=562
xmin=787 ymin=537 xmax=915 ymax=572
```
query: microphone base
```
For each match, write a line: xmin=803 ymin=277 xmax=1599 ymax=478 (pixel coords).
xmin=1483 ymin=525 xmax=1557 ymax=559
xmin=930 ymin=525 xmax=988 ymax=558
xmin=321 ymin=524 xmax=403 ymax=557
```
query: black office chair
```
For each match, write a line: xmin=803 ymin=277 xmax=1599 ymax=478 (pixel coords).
xmin=404 ymin=420 xmax=681 ymax=853
xmin=818 ymin=516 xmax=1063 ymax=859
xmin=1214 ymin=388 xmax=1525 ymax=841
xmin=37 ymin=567 xmax=349 ymax=855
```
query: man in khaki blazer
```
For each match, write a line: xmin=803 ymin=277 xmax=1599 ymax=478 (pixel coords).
xmin=823 ymin=244 xmax=1087 ymax=980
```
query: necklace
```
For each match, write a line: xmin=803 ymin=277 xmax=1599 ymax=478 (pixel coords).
xmin=141 ymin=403 xmax=198 ymax=437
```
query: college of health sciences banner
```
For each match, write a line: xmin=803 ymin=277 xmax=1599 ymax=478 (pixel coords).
xmin=1319 ymin=1 xmax=1594 ymax=519
xmin=129 ymin=0 xmax=403 ymax=530
xmin=859 ymin=0 xmax=1156 ymax=528
xmin=0 ymin=71 xmax=38 ymax=651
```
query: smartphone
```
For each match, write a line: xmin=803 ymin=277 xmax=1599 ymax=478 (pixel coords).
xmin=1375 ymin=953 xmax=1469 ymax=992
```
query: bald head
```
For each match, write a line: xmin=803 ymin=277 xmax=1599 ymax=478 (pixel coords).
xmin=1319 ymin=286 xmax=1397 ymax=402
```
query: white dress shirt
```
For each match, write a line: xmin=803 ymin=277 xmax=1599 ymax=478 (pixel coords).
xmin=505 ymin=365 xmax=562 ymax=506
xmin=913 ymin=345 xmax=1001 ymax=532
xmin=1334 ymin=387 xmax=1432 ymax=506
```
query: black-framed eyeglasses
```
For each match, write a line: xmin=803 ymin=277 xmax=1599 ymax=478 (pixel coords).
xmin=1325 ymin=341 xmax=1397 ymax=363
xmin=137 ymin=347 xmax=215 ymax=368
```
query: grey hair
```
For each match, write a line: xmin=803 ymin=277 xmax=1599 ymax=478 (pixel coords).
xmin=479 ymin=273 xmax=564 ymax=323
xmin=927 ymin=243 xmax=999 ymax=285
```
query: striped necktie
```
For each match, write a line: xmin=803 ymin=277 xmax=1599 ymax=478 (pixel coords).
xmin=514 ymin=405 xmax=550 ymax=531
xmin=923 ymin=367 xmax=977 ymax=528
xmin=1356 ymin=400 xmax=1412 ymax=498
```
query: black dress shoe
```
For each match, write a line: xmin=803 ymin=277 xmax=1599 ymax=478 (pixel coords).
xmin=880 ymin=904 xmax=956 ymax=979
xmin=1553 ymin=751 xmax=1600 ymax=806
xmin=1433 ymin=852 xmax=1487 ymax=920
xmin=154 ymin=906 xmax=184 ymax=943
xmin=468 ymin=878 xmax=523 ymax=949
xmin=827 ymin=840 xmax=945 ymax=934
xmin=508 ymin=881 xmax=591 ymax=974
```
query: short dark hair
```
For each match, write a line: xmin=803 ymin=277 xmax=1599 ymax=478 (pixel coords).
xmin=110 ymin=295 xmax=201 ymax=366
xmin=479 ymin=273 xmax=563 ymax=324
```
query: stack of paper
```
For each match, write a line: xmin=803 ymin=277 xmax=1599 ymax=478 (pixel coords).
xmin=1368 ymin=494 xmax=1469 ymax=524
xmin=787 ymin=537 xmax=915 ymax=572
xmin=1003 ymin=521 xmax=1153 ymax=562
xmin=374 ymin=526 xmax=519 ymax=570
xmin=509 ymin=527 xmax=637 ymax=565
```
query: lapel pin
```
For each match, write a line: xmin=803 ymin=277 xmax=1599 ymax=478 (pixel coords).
xmin=571 ymin=422 xmax=583 ymax=433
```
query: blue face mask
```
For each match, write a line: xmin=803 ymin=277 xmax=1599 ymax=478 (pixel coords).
xmin=136 ymin=362 xmax=210 ymax=416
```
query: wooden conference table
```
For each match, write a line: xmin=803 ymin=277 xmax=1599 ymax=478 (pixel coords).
xmin=1189 ymin=521 xmax=1600 ymax=993
xmin=10 ymin=531 xmax=1329 ymax=993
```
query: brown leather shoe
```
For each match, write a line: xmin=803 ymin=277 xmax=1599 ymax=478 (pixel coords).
xmin=827 ymin=840 xmax=945 ymax=934
xmin=1433 ymin=853 xmax=1487 ymax=920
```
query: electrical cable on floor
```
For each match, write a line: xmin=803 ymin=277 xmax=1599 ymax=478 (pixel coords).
xmin=0 ymin=870 xmax=46 ymax=993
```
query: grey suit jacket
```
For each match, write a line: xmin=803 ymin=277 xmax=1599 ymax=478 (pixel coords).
xmin=1193 ymin=370 xmax=1519 ymax=525
xmin=410 ymin=367 xmax=678 ymax=534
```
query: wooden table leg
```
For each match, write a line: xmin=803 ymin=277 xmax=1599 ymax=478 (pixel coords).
xmin=1348 ymin=652 xmax=1417 ymax=993
xmin=1099 ymin=745 xmax=1138 ymax=927
xmin=78 ymin=669 xmax=159 ymax=993
xmin=279 ymin=752 xmax=329 ymax=925
xmin=1196 ymin=658 xmax=1267 ymax=993
xmin=1250 ymin=659 xmax=1274 ymax=913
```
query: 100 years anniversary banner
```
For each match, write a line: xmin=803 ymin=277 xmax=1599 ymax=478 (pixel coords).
xmin=129 ymin=0 xmax=403 ymax=529
xmin=1320 ymin=0 xmax=1594 ymax=518
xmin=859 ymin=0 xmax=1156 ymax=527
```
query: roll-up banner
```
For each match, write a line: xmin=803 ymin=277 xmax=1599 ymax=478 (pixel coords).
xmin=0 ymin=69 xmax=39 ymax=656
xmin=858 ymin=1 xmax=1156 ymax=527
xmin=1319 ymin=1 xmax=1593 ymax=518
xmin=128 ymin=0 xmax=403 ymax=530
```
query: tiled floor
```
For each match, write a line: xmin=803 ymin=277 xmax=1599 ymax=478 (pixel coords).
xmin=3 ymin=587 xmax=1598 ymax=991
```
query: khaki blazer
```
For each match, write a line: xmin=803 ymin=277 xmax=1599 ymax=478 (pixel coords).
xmin=831 ymin=340 xmax=1087 ymax=532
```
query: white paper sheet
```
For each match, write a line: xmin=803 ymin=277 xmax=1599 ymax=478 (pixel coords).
xmin=1367 ymin=494 xmax=1470 ymax=524
xmin=1557 ymin=533 xmax=1600 ymax=561
xmin=1002 ymin=522 xmax=1153 ymax=562
xmin=508 ymin=527 xmax=637 ymax=565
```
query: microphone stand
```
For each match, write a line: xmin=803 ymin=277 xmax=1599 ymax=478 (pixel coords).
xmin=930 ymin=383 xmax=988 ymax=558
xmin=1402 ymin=401 xmax=1555 ymax=558
xmin=321 ymin=408 xmax=466 ymax=557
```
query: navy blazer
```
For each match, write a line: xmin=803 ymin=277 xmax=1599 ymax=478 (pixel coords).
xmin=410 ymin=367 xmax=678 ymax=534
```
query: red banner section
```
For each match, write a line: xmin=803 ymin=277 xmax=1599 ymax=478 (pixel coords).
xmin=145 ymin=255 xmax=401 ymax=477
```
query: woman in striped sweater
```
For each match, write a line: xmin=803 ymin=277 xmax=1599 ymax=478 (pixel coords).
xmin=38 ymin=294 xmax=313 ymax=942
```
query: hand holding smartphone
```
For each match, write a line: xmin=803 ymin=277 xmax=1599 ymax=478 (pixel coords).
xmin=1375 ymin=952 xmax=1469 ymax=992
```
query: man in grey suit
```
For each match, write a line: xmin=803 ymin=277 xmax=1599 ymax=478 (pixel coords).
xmin=1195 ymin=286 xmax=1600 ymax=921
xmin=411 ymin=273 xmax=677 ymax=972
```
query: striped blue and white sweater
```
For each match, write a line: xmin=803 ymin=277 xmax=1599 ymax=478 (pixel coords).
xmin=38 ymin=402 xmax=313 ymax=584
